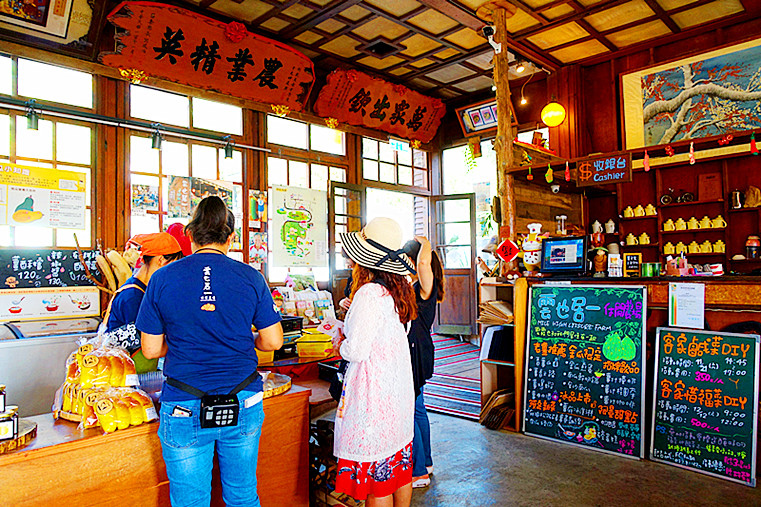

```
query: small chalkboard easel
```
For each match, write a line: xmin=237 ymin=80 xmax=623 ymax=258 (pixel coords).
xmin=623 ymin=252 xmax=641 ymax=277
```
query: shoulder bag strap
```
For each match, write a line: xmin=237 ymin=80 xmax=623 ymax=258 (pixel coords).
xmin=102 ymin=283 xmax=146 ymax=327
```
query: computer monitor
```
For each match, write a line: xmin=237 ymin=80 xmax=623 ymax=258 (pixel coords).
xmin=540 ymin=236 xmax=587 ymax=275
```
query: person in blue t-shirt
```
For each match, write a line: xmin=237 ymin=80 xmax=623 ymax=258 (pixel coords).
xmin=136 ymin=196 xmax=283 ymax=507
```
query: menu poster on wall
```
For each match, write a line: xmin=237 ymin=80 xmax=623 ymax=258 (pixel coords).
xmin=0 ymin=287 xmax=101 ymax=321
xmin=131 ymin=184 xmax=159 ymax=216
xmin=669 ymin=283 xmax=705 ymax=329
xmin=0 ymin=162 xmax=86 ymax=229
xmin=249 ymin=190 xmax=267 ymax=228
xmin=524 ymin=284 xmax=646 ymax=459
xmin=651 ymin=327 xmax=759 ymax=486
xmin=0 ymin=249 xmax=100 ymax=289
xmin=270 ymin=185 xmax=327 ymax=267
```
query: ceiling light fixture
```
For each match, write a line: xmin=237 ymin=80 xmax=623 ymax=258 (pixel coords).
xmin=223 ymin=135 xmax=234 ymax=159
xmin=541 ymin=101 xmax=567 ymax=127
xmin=26 ymin=99 xmax=39 ymax=130
xmin=515 ymin=62 xmax=526 ymax=74
xmin=519 ymin=72 xmax=533 ymax=107
xmin=151 ymin=123 xmax=162 ymax=150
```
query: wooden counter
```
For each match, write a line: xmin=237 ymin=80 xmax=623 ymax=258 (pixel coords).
xmin=0 ymin=385 xmax=311 ymax=507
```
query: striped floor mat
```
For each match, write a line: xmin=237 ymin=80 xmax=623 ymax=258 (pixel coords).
xmin=424 ymin=336 xmax=481 ymax=420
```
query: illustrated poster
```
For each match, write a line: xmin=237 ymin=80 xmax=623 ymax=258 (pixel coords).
xmin=270 ymin=185 xmax=327 ymax=267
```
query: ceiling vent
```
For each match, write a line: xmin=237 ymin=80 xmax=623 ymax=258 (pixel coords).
xmin=361 ymin=39 xmax=401 ymax=58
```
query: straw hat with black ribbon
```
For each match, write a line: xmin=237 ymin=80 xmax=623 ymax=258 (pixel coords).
xmin=339 ymin=217 xmax=417 ymax=276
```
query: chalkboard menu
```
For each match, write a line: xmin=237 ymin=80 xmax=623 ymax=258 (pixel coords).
xmin=651 ymin=327 xmax=759 ymax=486
xmin=524 ymin=284 xmax=646 ymax=458
xmin=0 ymin=249 xmax=100 ymax=289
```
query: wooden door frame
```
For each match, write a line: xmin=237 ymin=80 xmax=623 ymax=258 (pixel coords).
xmin=328 ymin=181 xmax=366 ymax=305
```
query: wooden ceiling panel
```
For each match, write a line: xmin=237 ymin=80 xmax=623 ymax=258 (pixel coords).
xmin=542 ymin=4 xmax=576 ymax=21
xmin=466 ymin=52 xmax=494 ymax=70
xmin=206 ymin=0 xmax=273 ymax=22
xmin=364 ymin=0 xmax=422 ymax=18
xmin=434 ymin=48 xmax=460 ymax=60
xmin=576 ymin=0 xmax=606 ymax=5
xmin=308 ymin=0 xmax=335 ymax=7
xmin=339 ymin=4 xmax=372 ymax=21
xmin=320 ymin=35 xmax=362 ymax=58
xmin=281 ymin=3 xmax=315 ymax=20
xmin=315 ymin=18 xmax=346 ymax=34
xmin=671 ymin=0 xmax=744 ymax=29
xmin=444 ymin=27 xmax=487 ymax=50
xmin=352 ymin=17 xmax=410 ymax=40
xmin=453 ymin=75 xmax=495 ymax=93
xmin=505 ymin=9 xmax=543 ymax=34
xmin=411 ymin=58 xmax=436 ymax=68
xmin=260 ymin=17 xmax=291 ymax=32
xmin=526 ymin=22 xmax=589 ymax=50
xmin=436 ymin=89 xmax=462 ymax=99
xmin=550 ymin=39 xmax=609 ymax=62
xmin=390 ymin=68 xmax=413 ymax=76
xmin=401 ymin=33 xmax=443 ymax=57
xmin=606 ymin=19 xmax=672 ymax=48
xmin=408 ymin=9 xmax=459 ymax=35
xmin=458 ymin=0 xmax=493 ymax=10
xmin=409 ymin=77 xmax=437 ymax=90
xmin=522 ymin=0 xmax=560 ymax=7
xmin=294 ymin=30 xmax=324 ymax=45
xmin=356 ymin=55 xmax=405 ymax=69
xmin=424 ymin=63 xmax=476 ymax=83
xmin=657 ymin=0 xmax=698 ymax=9
xmin=584 ymin=0 xmax=655 ymax=32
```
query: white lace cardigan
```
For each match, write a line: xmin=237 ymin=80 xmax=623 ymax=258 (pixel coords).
xmin=333 ymin=282 xmax=415 ymax=463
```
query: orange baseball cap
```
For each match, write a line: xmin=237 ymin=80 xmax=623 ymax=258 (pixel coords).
xmin=129 ymin=233 xmax=182 ymax=257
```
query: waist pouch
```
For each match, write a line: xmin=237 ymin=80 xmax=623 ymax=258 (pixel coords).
xmin=165 ymin=371 xmax=259 ymax=428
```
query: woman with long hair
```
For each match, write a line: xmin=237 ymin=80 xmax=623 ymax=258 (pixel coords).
xmin=137 ymin=196 xmax=283 ymax=507
xmin=402 ymin=236 xmax=445 ymax=488
xmin=334 ymin=217 xmax=417 ymax=507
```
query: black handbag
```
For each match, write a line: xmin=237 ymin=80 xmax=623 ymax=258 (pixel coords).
xmin=328 ymin=359 xmax=349 ymax=402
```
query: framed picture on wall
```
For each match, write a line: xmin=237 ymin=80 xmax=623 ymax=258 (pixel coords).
xmin=621 ymin=37 xmax=761 ymax=151
xmin=455 ymin=97 xmax=516 ymax=138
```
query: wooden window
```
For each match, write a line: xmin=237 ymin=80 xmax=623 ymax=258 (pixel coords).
xmin=361 ymin=137 xmax=429 ymax=191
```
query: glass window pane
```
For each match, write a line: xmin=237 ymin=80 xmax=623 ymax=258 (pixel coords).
xmin=310 ymin=124 xmax=344 ymax=155
xmin=130 ymin=85 xmax=189 ymax=127
xmin=18 ymin=59 xmax=93 ymax=108
xmin=311 ymin=164 xmax=328 ymax=191
xmin=335 ymin=195 xmax=346 ymax=215
xmin=130 ymin=135 xmax=159 ymax=174
xmin=56 ymin=123 xmax=91 ymax=165
xmin=414 ymin=168 xmax=428 ymax=189
xmin=397 ymin=148 xmax=412 ymax=166
xmin=413 ymin=149 xmax=427 ymax=168
xmin=267 ymin=115 xmax=307 ymax=149
xmin=59 ymin=165 xmax=91 ymax=206
xmin=289 ymin=160 xmax=308 ymax=188
xmin=56 ymin=214 xmax=91 ymax=248
xmin=192 ymin=97 xmax=243 ymax=135
xmin=16 ymin=117 xmax=52 ymax=160
xmin=330 ymin=166 xmax=346 ymax=183
xmin=441 ymin=199 xmax=470 ymax=222
xmin=0 ymin=226 xmax=10 ymax=247
xmin=362 ymin=138 xmax=378 ymax=159
xmin=398 ymin=165 xmax=413 ymax=186
xmin=268 ymin=157 xmax=287 ymax=186
xmin=219 ymin=149 xmax=242 ymax=183
xmin=15 ymin=226 xmax=53 ymax=247
xmin=379 ymin=142 xmax=395 ymax=163
xmin=20 ymin=160 xmax=53 ymax=168
xmin=161 ymin=141 xmax=189 ymax=176
xmin=366 ymin=188 xmax=414 ymax=241
xmin=0 ymin=114 xmax=9 ymax=158
xmin=191 ymin=144 xmax=218 ymax=180
xmin=0 ymin=55 xmax=11 ymax=95
xmin=363 ymin=159 xmax=378 ymax=180
xmin=441 ymin=246 xmax=470 ymax=269
xmin=379 ymin=162 xmax=395 ymax=183
xmin=131 ymin=213 xmax=160 ymax=236
xmin=444 ymin=223 xmax=470 ymax=245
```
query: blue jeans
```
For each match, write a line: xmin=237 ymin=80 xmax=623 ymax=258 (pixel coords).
xmin=412 ymin=392 xmax=432 ymax=477
xmin=158 ymin=391 xmax=265 ymax=507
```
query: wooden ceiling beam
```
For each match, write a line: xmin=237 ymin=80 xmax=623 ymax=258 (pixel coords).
xmin=642 ymin=0 xmax=680 ymax=33
xmin=510 ymin=0 xmax=631 ymax=41
xmin=250 ymin=0 xmax=302 ymax=27
xmin=576 ymin=19 xmax=617 ymax=52
xmin=501 ymin=0 xmax=550 ymax=26
xmin=279 ymin=0 xmax=364 ymax=40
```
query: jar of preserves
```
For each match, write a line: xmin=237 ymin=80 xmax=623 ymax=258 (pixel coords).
xmin=746 ymin=235 xmax=761 ymax=259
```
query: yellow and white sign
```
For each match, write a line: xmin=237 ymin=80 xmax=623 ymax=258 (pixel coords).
xmin=0 ymin=162 xmax=87 ymax=229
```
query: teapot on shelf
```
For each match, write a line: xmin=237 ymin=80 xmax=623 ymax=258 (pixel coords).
xmin=591 ymin=220 xmax=603 ymax=233
xmin=663 ymin=219 xmax=675 ymax=231
xmin=699 ymin=216 xmax=712 ymax=229
xmin=688 ymin=241 xmax=701 ymax=254
xmin=663 ymin=242 xmax=675 ymax=255
xmin=712 ymin=215 xmax=727 ymax=228
xmin=633 ymin=205 xmax=646 ymax=217
xmin=687 ymin=217 xmax=700 ymax=230
xmin=623 ymin=206 xmax=634 ymax=218
xmin=645 ymin=204 xmax=657 ymax=216
xmin=675 ymin=218 xmax=687 ymax=230
xmin=625 ymin=233 xmax=638 ymax=246
xmin=605 ymin=219 xmax=616 ymax=234
xmin=638 ymin=232 xmax=650 ymax=245
xmin=700 ymin=240 xmax=713 ymax=253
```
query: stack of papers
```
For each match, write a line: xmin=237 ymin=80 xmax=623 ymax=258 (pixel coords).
xmin=477 ymin=300 xmax=514 ymax=326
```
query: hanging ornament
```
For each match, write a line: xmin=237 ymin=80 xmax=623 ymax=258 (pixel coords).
xmin=689 ymin=142 xmax=695 ymax=165
xmin=665 ymin=145 xmax=674 ymax=157
xmin=564 ymin=161 xmax=570 ymax=181
xmin=271 ymin=104 xmax=290 ymax=117
xmin=527 ymin=167 xmax=533 ymax=181
xmin=545 ymin=164 xmax=554 ymax=183
xmin=325 ymin=117 xmax=339 ymax=129
xmin=751 ymin=133 xmax=759 ymax=155
xmin=119 ymin=68 xmax=147 ymax=84
xmin=718 ymin=134 xmax=734 ymax=146
xmin=410 ymin=140 xmax=421 ymax=149
xmin=644 ymin=149 xmax=650 ymax=172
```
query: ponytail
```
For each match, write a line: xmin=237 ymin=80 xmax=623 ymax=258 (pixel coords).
xmin=184 ymin=196 xmax=235 ymax=247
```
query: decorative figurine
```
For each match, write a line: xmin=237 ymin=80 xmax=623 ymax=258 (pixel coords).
xmin=593 ymin=249 xmax=607 ymax=277
xmin=521 ymin=223 xmax=544 ymax=273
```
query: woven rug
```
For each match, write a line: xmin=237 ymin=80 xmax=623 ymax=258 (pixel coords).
xmin=423 ymin=336 xmax=481 ymax=420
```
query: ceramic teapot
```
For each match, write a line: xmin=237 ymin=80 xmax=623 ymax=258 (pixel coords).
xmin=701 ymin=240 xmax=713 ymax=253
xmin=605 ymin=219 xmax=616 ymax=234
xmin=699 ymin=216 xmax=712 ymax=229
xmin=688 ymin=241 xmax=701 ymax=254
xmin=712 ymin=215 xmax=727 ymax=228
xmin=625 ymin=233 xmax=638 ymax=245
xmin=663 ymin=219 xmax=675 ymax=231
xmin=639 ymin=232 xmax=650 ymax=245
xmin=633 ymin=205 xmax=646 ymax=217
xmin=623 ymin=206 xmax=634 ymax=218
xmin=663 ymin=242 xmax=675 ymax=255
xmin=591 ymin=220 xmax=603 ymax=233
xmin=675 ymin=218 xmax=687 ymax=230
xmin=645 ymin=204 xmax=657 ymax=216
xmin=676 ymin=241 xmax=687 ymax=254
xmin=687 ymin=217 xmax=700 ymax=230
xmin=713 ymin=240 xmax=725 ymax=253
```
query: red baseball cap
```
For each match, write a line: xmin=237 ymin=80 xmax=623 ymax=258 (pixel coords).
xmin=166 ymin=222 xmax=193 ymax=256
xmin=129 ymin=233 xmax=182 ymax=257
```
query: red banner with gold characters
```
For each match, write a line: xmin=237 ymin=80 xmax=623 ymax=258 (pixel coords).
xmin=314 ymin=69 xmax=446 ymax=144
xmin=100 ymin=2 xmax=314 ymax=111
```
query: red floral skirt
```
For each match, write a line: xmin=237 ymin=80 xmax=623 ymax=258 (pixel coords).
xmin=334 ymin=442 xmax=413 ymax=500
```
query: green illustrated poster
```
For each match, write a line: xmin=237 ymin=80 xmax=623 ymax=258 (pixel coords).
xmin=524 ymin=284 xmax=646 ymax=458
xmin=651 ymin=327 xmax=759 ymax=487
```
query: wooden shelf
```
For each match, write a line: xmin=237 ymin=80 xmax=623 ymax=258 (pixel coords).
xmin=730 ymin=258 xmax=761 ymax=262
xmin=622 ymin=243 xmax=659 ymax=247
xmin=661 ymin=252 xmax=724 ymax=257
xmin=620 ymin=215 xmax=657 ymax=221
xmin=660 ymin=198 xmax=724 ymax=208
xmin=661 ymin=228 xmax=725 ymax=234
xmin=482 ymin=359 xmax=515 ymax=367
xmin=728 ymin=207 xmax=760 ymax=213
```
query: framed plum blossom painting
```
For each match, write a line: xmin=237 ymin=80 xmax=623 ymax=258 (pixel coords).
xmin=622 ymin=38 xmax=761 ymax=149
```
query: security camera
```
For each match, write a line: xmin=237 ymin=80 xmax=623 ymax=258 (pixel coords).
xmin=551 ymin=184 xmax=561 ymax=194
xmin=482 ymin=25 xmax=501 ymax=54
xmin=482 ymin=25 xmax=495 ymax=38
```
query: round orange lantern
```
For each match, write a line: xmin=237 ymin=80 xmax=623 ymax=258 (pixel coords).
xmin=540 ymin=102 xmax=566 ymax=127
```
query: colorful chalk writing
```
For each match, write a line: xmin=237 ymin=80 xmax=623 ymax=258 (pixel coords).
xmin=651 ymin=327 xmax=759 ymax=487
xmin=524 ymin=285 xmax=646 ymax=458
xmin=0 ymin=249 xmax=99 ymax=289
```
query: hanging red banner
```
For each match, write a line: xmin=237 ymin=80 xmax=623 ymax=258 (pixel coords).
xmin=314 ymin=69 xmax=446 ymax=144
xmin=100 ymin=2 xmax=314 ymax=111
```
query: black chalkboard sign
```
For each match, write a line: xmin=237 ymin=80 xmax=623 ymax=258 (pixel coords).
xmin=651 ymin=327 xmax=759 ymax=486
xmin=0 ymin=249 xmax=100 ymax=289
xmin=524 ymin=284 xmax=646 ymax=458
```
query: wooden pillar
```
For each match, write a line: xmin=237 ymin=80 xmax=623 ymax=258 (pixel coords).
xmin=493 ymin=8 xmax=516 ymax=241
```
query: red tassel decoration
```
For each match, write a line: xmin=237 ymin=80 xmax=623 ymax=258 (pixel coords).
xmin=527 ymin=167 xmax=533 ymax=181
xmin=565 ymin=161 xmax=570 ymax=181
xmin=689 ymin=142 xmax=695 ymax=165
xmin=644 ymin=150 xmax=650 ymax=172
xmin=752 ymin=132 xmax=759 ymax=155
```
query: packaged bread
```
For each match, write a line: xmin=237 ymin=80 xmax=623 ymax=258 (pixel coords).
xmin=79 ymin=348 xmax=138 ymax=388
xmin=91 ymin=387 xmax=157 ymax=433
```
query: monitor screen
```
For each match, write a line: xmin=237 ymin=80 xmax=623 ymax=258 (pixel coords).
xmin=540 ymin=236 xmax=586 ymax=274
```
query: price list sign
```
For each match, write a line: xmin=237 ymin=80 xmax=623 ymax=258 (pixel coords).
xmin=651 ymin=327 xmax=759 ymax=486
xmin=524 ymin=285 xmax=646 ymax=458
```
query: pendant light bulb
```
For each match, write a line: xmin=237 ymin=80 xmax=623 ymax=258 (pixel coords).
xmin=516 ymin=62 xmax=525 ymax=74
xmin=151 ymin=126 xmax=162 ymax=150
xmin=224 ymin=136 xmax=234 ymax=159
xmin=520 ymin=96 xmax=527 ymax=105
xmin=26 ymin=100 xmax=39 ymax=130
